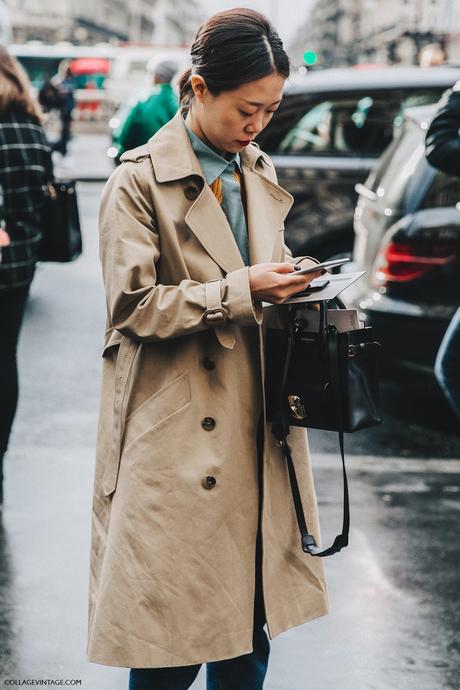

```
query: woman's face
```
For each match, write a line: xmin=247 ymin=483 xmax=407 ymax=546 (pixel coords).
xmin=187 ymin=72 xmax=285 ymax=156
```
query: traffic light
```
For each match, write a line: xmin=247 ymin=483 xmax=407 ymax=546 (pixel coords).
xmin=303 ymin=50 xmax=318 ymax=66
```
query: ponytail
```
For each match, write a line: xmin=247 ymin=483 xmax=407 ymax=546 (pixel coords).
xmin=177 ymin=67 xmax=193 ymax=109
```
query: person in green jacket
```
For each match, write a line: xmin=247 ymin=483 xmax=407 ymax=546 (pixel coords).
xmin=113 ymin=59 xmax=179 ymax=160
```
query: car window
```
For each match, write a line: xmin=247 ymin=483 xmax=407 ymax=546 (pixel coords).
xmin=371 ymin=120 xmax=428 ymax=211
xmin=261 ymin=88 xmax=445 ymax=158
xmin=420 ymin=172 xmax=460 ymax=209
xmin=392 ymin=90 xmax=444 ymax=133
xmin=278 ymin=95 xmax=398 ymax=156
xmin=366 ymin=131 xmax=404 ymax=193
xmin=279 ymin=100 xmax=333 ymax=153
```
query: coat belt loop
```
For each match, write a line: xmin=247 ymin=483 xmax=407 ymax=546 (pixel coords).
xmin=204 ymin=279 xmax=236 ymax=350
xmin=102 ymin=336 xmax=139 ymax=496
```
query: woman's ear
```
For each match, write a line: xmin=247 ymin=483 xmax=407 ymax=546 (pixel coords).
xmin=190 ymin=75 xmax=208 ymax=103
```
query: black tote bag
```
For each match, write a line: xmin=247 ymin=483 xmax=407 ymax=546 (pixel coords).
xmin=264 ymin=300 xmax=382 ymax=557
xmin=265 ymin=301 xmax=382 ymax=434
xmin=38 ymin=180 xmax=82 ymax=262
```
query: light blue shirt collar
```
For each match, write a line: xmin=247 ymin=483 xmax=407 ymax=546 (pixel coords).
xmin=185 ymin=123 xmax=242 ymax=186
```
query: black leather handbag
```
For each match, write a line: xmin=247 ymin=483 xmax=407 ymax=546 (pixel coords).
xmin=38 ymin=179 xmax=82 ymax=262
xmin=265 ymin=300 xmax=382 ymax=557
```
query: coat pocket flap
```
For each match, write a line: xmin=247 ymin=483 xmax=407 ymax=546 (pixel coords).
xmin=123 ymin=373 xmax=191 ymax=453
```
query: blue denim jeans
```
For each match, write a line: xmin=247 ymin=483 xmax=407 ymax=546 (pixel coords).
xmin=129 ymin=623 xmax=268 ymax=690
xmin=434 ymin=307 xmax=460 ymax=420
xmin=129 ymin=420 xmax=269 ymax=690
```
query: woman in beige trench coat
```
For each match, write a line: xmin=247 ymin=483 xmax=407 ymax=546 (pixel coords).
xmin=87 ymin=9 xmax=329 ymax=689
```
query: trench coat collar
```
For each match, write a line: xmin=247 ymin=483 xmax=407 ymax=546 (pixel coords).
xmin=147 ymin=110 xmax=293 ymax=270
xmin=184 ymin=123 xmax=242 ymax=185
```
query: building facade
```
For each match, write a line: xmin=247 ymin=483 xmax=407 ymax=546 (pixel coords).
xmin=150 ymin=0 xmax=202 ymax=45
xmin=0 ymin=0 xmax=11 ymax=44
xmin=290 ymin=0 xmax=460 ymax=67
xmin=6 ymin=0 xmax=201 ymax=45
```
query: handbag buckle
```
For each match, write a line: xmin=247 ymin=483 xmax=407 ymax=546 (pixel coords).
xmin=287 ymin=394 xmax=307 ymax=420
xmin=348 ymin=344 xmax=361 ymax=358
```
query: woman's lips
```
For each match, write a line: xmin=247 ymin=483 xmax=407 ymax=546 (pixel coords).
xmin=236 ymin=139 xmax=252 ymax=146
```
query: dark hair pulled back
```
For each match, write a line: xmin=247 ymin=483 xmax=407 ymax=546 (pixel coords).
xmin=178 ymin=8 xmax=290 ymax=109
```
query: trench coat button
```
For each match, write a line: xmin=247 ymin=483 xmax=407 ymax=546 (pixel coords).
xmin=184 ymin=185 xmax=199 ymax=201
xmin=202 ymin=475 xmax=217 ymax=490
xmin=202 ymin=357 xmax=215 ymax=370
xmin=201 ymin=416 xmax=216 ymax=431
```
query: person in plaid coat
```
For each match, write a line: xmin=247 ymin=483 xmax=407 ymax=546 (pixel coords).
xmin=0 ymin=45 xmax=53 ymax=507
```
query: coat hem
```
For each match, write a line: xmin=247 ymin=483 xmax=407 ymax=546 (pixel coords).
xmin=86 ymin=626 xmax=255 ymax=669
xmin=267 ymin=597 xmax=330 ymax=640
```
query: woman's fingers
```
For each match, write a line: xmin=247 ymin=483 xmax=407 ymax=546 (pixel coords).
xmin=248 ymin=261 xmax=325 ymax=303
xmin=270 ymin=263 xmax=324 ymax=285
xmin=270 ymin=262 xmax=300 ymax=274
xmin=0 ymin=228 xmax=10 ymax=247
xmin=281 ymin=270 xmax=323 ymax=287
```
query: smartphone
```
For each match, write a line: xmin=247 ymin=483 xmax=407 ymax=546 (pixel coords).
xmin=293 ymin=278 xmax=330 ymax=296
xmin=294 ymin=257 xmax=351 ymax=275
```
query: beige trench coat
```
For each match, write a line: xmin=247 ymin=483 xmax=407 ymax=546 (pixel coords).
xmin=87 ymin=110 xmax=328 ymax=668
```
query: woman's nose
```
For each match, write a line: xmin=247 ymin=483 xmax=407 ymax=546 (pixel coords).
xmin=245 ymin=112 xmax=264 ymax=135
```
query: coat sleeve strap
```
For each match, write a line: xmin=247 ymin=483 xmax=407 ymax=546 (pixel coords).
xmin=204 ymin=279 xmax=236 ymax=350
xmin=102 ymin=336 xmax=139 ymax=496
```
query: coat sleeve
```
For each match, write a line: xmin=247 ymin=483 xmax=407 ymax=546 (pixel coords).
xmin=425 ymin=84 xmax=460 ymax=177
xmin=99 ymin=161 xmax=262 ymax=342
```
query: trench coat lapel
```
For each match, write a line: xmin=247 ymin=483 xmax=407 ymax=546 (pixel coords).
xmin=148 ymin=112 xmax=293 ymax=273
xmin=240 ymin=148 xmax=294 ymax=266
xmin=185 ymin=186 xmax=245 ymax=274
xmin=148 ymin=111 xmax=245 ymax=275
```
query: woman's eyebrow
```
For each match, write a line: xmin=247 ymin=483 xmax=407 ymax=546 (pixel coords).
xmin=242 ymin=98 xmax=282 ymax=107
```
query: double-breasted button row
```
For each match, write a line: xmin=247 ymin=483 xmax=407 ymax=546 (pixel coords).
xmin=201 ymin=416 xmax=216 ymax=431
xmin=202 ymin=475 xmax=217 ymax=490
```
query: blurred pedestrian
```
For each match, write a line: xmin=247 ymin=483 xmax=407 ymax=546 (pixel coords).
xmin=87 ymin=9 xmax=327 ymax=690
xmin=418 ymin=43 xmax=447 ymax=68
xmin=425 ymin=83 xmax=460 ymax=420
xmin=0 ymin=45 xmax=53 ymax=507
xmin=112 ymin=58 xmax=179 ymax=160
xmin=51 ymin=65 xmax=76 ymax=159
xmin=38 ymin=78 xmax=62 ymax=112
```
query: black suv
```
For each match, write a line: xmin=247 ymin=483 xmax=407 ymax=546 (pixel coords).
xmin=258 ymin=66 xmax=460 ymax=259
xmin=345 ymin=105 xmax=460 ymax=372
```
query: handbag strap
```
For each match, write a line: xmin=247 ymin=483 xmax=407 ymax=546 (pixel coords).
xmin=272 ymin=304 xmax=349 ymax=557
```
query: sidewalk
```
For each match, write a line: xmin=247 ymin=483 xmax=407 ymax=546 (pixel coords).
xmin=52 ymin=132 xmax=114 ymax=182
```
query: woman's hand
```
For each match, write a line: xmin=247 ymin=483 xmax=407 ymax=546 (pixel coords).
xmin=0 ymin=228 xmax=9 ymax=247
xmin=248 ymin=261 xmax=324 ymax=304
xmin=0 ymin=227 xmax=9 ymax=263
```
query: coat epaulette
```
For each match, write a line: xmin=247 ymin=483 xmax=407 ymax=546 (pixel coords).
xmin=120 ymin=144 xmax=150 ymax=164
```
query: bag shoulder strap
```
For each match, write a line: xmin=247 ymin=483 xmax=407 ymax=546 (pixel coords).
xmin=273 ymin=304 xmax=349 ymax=558
xmin=281 ymin=432 xmax=349 ymax=557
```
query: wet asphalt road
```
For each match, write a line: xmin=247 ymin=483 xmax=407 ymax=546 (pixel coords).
xmin=0 ymin=180 xmax=459 ymax=690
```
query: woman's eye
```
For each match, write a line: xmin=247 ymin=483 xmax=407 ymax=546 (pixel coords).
xmin=239 ymin=110 xmax=253 ymax=117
